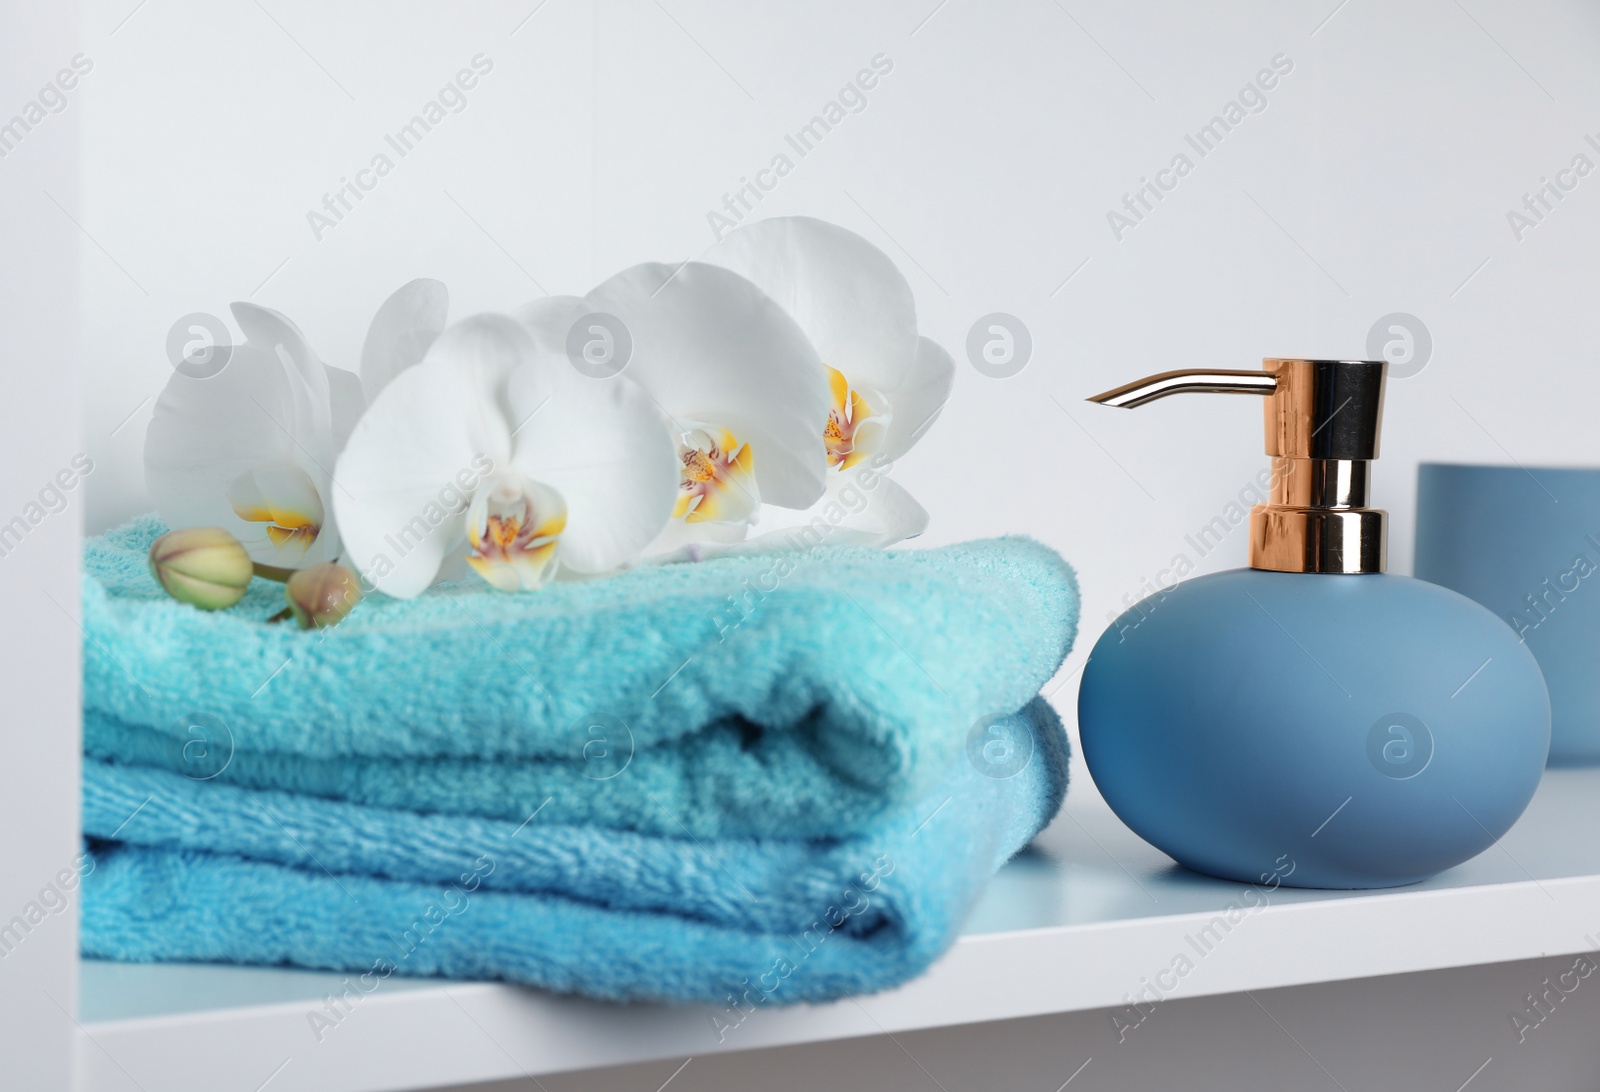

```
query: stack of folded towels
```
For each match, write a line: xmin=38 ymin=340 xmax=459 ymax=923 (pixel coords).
xmin=80 ymin=516 xmax=1079 ymax=1004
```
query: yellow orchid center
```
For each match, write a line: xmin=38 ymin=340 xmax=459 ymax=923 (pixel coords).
xmin=465 ymin=477 xmax=567 ymax=592
xmin=673 ymin=426 xmax=757 ymax=524
xmin=681 ymin=448 xmax=717 ymax=484
xmin=228 ymin=464 xmax=324 ymax=557
xmin=824 ymin=366 xmax=887 ymax=470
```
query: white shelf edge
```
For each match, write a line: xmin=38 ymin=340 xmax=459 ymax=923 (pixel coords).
xmin=77 ymin=872 xmax=1600 ymax=1092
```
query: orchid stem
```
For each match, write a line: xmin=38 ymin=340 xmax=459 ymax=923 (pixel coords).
xmin=252 ymin=562 xmax=296 ymax=583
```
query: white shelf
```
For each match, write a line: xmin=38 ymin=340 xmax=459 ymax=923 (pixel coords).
xmin=77 ymin=767 xmax=1600 ymax=1092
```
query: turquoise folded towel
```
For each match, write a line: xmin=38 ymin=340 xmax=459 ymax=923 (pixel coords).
xmin=84 ymin=516 xmax=1077 ymax=838
xmin=82 ymin=699 xmax=1065 ymax=1005
xmin=80 ymin=516 xmax=1080 ymax=1001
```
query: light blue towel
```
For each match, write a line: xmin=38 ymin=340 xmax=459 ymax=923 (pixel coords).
xmin=84 ymin=516 xmax=1077 ymax=838
xmin=80 ymin=516 xmax=1079 ymax=1001
xmin=82 ymin=698 xmax=1065 ymax=1004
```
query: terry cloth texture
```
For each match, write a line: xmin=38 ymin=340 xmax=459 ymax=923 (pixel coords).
xmin=81 ymin=515 xmax=1079 ymax=1002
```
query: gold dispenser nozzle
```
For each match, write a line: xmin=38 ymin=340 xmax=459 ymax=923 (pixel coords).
xmin=1089 ymin=359 xmax=1389 ymax=575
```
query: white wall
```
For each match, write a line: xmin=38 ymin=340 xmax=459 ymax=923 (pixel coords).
xmin=77 ymin=0 xmax=1600 ymax=735
xmin=0 ymin=2 xmax=83 ymax=1088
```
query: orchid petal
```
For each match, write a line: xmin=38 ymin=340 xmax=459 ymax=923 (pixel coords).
xmin=228 ymin=462 xmax=326 ymax=558
xmin=422 ymin=312 xmax=535 ymax=426
xmin=146 ymin=341 xmax=338 ymax=565
xmin=881 ymin=335 xmax=955 ymax=461
xmin=512 ymin=294 xmax=586 ymax=346
xmin=228 ymin=463 xmax=324 ymax=530
xmin=704 ymin=216 xmax=919 ymax=396
xmin=583 ymin=261 xmax=828 ymax=510
xmin=324 ymin=365 xmax=364 ymax=452
xmin=507 ymin=360 xmax=677 ymax=574
xmin=832 ymin=472 xmax=930 ymax=546
xmin=230 ymin=302 xmax=332 ymax=440
xmin=644 ymin=513 xmax=750 ymax=561
xmin=332 ymin=318 xmax=524 ymax=598
xmin=360 ymin=278 xmax=449 ymax=403
xmin=738 ymin=473 xmax=930 ymax=553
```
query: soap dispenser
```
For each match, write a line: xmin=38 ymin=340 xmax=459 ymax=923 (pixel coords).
xmin=1077 ymin=359 xmax=1550 ymax=889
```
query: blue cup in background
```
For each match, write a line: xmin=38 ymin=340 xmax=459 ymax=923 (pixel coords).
xmin=1415 ymin=463 xmax=1600 ymax=765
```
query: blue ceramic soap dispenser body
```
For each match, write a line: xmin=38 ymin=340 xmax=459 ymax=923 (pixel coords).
xmin=1080 ymin=569 xmax=1549 ymax=888
xmin=1077 ymin=360 xmax=1550 ymax=889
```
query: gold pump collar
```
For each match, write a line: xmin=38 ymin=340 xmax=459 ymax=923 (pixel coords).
xmin=1088 ymin=358 xmax=1389 ymax=575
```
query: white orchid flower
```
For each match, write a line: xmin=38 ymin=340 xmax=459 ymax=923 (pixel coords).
xmin=332 ymin=313 xmax=677 ymax=598
xmin=145 ymin=302 xmax=359 ymax=567
xmin=702 ymin=216 xmax=956 ymax=545
xmin=515 ymin=260 xmax=830 ymax=555
xmin=143 ymin=282 xmax=447 ymax=570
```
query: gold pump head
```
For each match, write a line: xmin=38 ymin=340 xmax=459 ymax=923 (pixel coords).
xmin=1089 ymin=358 xmax=1389 ymax=575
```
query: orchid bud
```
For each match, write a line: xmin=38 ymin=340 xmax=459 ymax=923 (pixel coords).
xmin=149 ymin=527 xmax=254 ymax=610
xmin=286 ymin=563 xmax=362 ymax=629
